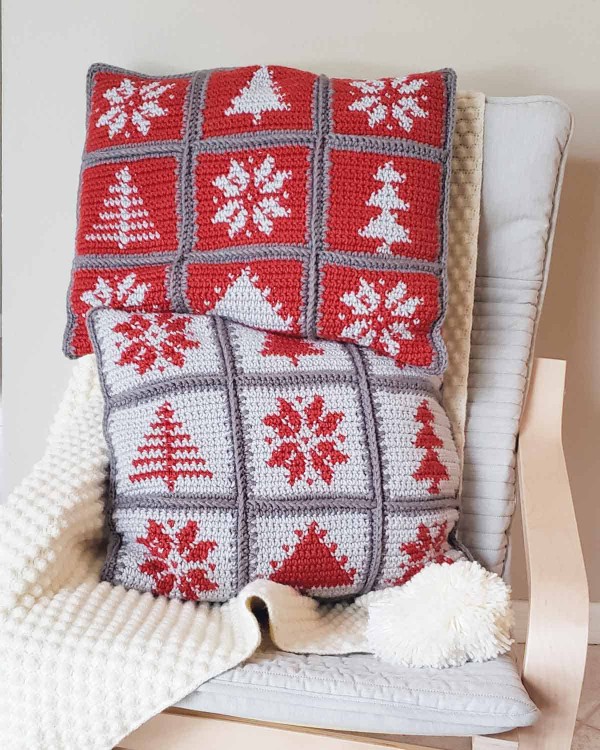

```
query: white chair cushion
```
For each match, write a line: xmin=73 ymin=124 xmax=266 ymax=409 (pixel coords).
xmin=177 ymin=648 xmax=538 ymax=736
xmin=459 ymin=96 xmax=572 ymax=572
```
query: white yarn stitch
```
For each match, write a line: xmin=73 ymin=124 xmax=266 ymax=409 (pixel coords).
xmin=366 ymin=560 xmax=514 ymax=668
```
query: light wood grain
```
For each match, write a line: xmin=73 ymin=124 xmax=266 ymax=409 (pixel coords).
xmin=117 ymin=710 xmax=442 ymax=750
xmin=516 ymin=358 xmax=589 ymax=750
xmin=472 ymin=729 xmax=518 ymax=748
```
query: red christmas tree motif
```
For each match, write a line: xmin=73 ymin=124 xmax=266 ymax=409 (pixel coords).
xmin=137 ymin=518 xmax=219 ymax=599
xmin=269 ymin=521 xmax=356 ymax=591
xmin=113 ymin=313 xmax=201 ymax=375
xmin=129 ymin=401 xmax=213 ymax=492
xmin=260 ymin=332 xmax=324 ymax=366
xmin=387 ymin=521 xmax=454 ymax=587
xmin=411 ymin=400 xmax=450 ymax=495
xmin=263 ymin=395 xmax=349 ymax=486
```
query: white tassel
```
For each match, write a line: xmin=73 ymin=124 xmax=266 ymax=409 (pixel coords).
xmin=366 ymin=560 xmax=514 ymax=668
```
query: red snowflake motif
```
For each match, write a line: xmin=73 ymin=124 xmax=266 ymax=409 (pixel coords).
xmin=113 ymin=313 xmax=200 ymax=374
xmin=260 ymin=332 xmax=324 ymax=366
xmin=387 ymin=521 xmax=454 ymax=587
xmin=137 ymin=518 xmax=219 ymax=600
xmin=263 ymin=395 xmax=349 ymax=486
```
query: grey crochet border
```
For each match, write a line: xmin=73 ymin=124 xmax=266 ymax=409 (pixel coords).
xmin=64 ymin=63 xmax=456 ymax=377
xmin=89 ymin=310 xmax=460 ymax=598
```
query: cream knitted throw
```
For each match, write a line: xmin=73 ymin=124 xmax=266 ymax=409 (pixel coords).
xmin=0 ymin=92 xmax=484 ymax=750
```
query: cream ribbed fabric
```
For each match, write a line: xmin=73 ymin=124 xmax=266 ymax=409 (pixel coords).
xmin=442 ymin=92 xmax=485 ymax=462
xmin=0 ymin=92 xmax=484 ymax=750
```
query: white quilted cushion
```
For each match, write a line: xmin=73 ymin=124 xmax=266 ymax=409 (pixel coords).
xmin=459 ymin=97 xmax=572 ymax=572
xmin=177 ymin=648 xmax=537 ymax=736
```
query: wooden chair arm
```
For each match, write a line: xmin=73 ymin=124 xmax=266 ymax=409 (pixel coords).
xmin=516 ymin=357 xmax=589 ymax=749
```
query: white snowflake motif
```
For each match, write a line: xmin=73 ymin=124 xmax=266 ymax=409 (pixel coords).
xmin=348 ymin=77 xmax=429 ymax=132
xmin=339 ymin=278 xmax=423 ymax=357
xmin=80 ymin=273 xmax=150 ymax=309
xmin=211 ymin=154 xmax=292 ymax=239
xmin=96 ymin=78 xmax=176 ymax=139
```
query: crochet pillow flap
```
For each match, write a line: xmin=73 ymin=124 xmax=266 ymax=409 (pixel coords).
xmin=65 ymin=63 xmax=456 ymax=376
xmin=89 ymin=309 xmax=463 ymax=602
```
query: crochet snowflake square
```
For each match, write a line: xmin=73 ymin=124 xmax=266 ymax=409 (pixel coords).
xmin=86 ymin=69 xmax=191 ymax=153
xmin=374 ymin=509 xmax=461 ymax=589
xmin=68 ymin=265 xmax=171 ymax=357
xmin=239 ymin=382 xmax=370 ymax=499
xmin=248 ymin=509 xmax=371 ymax=598
xmin=330 ymin=71 xmax=450 ymax=148
xmin=108 ymin=388 xmax=235 ymax=500
xmin=372 ymin=389 xmax=460 ymax=500
xmin=89 ymin=309 xmax=224 ymax=396
xmin=325 ymin=150 xmax=442 ymax=261
xmin=76 ymin=157 xmax=179 ymax=255
xmin=194 ymin=145 xmax=310 ymax=250
xmin=112 ymin=508 xmax=238 ymax=602
xmin=184 ymin=259 xmax=305 ymax=334
xmin=201 ymin=65 xmax=318 ymax=137
xmin=228 ymin=323 xmax=353 ymax=375
xmin=317 ymin=265 xmax=442 ymax=369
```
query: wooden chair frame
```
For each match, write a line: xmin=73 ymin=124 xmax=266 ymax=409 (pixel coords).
xmin=119 ymin=358 xmax=589 ymax=750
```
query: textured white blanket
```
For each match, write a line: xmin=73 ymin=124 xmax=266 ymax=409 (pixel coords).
xmin=0 ymin=92 xmax=485 ymax=750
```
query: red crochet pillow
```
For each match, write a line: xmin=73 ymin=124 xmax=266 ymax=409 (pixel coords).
xmin=64 ymin=63 xmax=455 ymax=375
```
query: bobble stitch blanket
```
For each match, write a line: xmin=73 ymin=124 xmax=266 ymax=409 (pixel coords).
xmin=64 ymin=64 xmax=455 ymax=376
xmin=0 ymin=92 xmax=484 ymax=750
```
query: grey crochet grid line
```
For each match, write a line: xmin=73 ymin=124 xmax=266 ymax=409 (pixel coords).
xmin=89 ymin=309 xmax=462 ymax=602
xmin=64 ymin=63 xmax=455 ymax=376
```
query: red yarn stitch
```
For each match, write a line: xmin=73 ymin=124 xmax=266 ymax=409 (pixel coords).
xmin=260 ymin=332 xmax=324 ymax=366
xmin=388 ymin=521 xmax=454 ymax=586
xmin=130 ymin=401 xmax=213 ymax=492
xmin=202 ymin=65 xmax=317 ymax=137
xmin=412 ymin=400 xmax=450 ymax=494
xmin=137 ymin=518 xmax=219 ymax=599
xmin=269 ymin=521 xmax=357 ymax=591
xmin=263 ymin=395 xmax=349 ymax=486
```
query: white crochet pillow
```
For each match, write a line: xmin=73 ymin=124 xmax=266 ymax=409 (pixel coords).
xmin=89 ymin=308 xmax=463 ymax=602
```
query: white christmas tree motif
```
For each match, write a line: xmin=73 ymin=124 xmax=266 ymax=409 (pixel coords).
xmin=358 ymin=161 xmax=411 ymax=254
xmin=85 ymin=166 xmax=161 ymax=250
xmin=348 ymin=77 xmax=429 ymax=132
xmin=340 ymin=278 xmax=423 ymax=357
xmin=212 ymin=154 xmax=291 ymax=239
xmin=207 ymin=267 xmax=294 ymax=330
xmin=96 ymin=78 xmax=176 ymax=139
xmin=225 ymin=66 xmax=290 ymax=124
xmin=80 ymin=272 xmax=150 ymax=309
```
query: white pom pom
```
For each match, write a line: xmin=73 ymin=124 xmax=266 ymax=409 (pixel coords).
xmin=366 ymin=561 xmax=514 ymax=669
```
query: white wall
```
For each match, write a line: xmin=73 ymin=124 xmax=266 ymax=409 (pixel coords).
xmin=3 ymin=0 xmax=600 ymax=600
